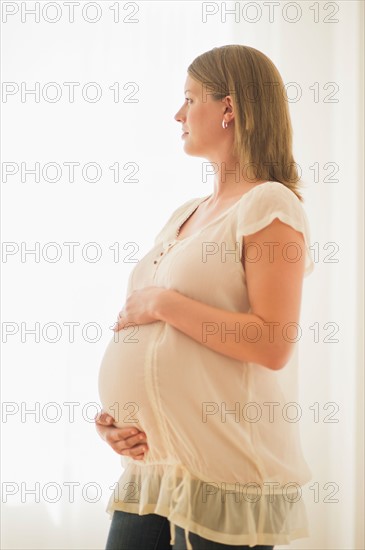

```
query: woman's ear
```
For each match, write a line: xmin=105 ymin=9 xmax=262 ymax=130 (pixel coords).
xmin=223 ymin=95 xmax=235 ymax=120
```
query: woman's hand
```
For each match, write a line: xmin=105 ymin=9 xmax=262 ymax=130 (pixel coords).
xmin=95 ymin=411 xmax=149 ymax=460
xmin=113 ymin=286 xmax=170 ymax=331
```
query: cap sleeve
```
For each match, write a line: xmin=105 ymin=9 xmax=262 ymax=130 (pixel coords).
xmin=235 ymin=181 xmax=315 ymax=277
xmin=153 ymin=197 xmax=199 ymax=246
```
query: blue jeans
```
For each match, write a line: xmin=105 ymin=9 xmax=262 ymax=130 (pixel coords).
xmin=105 ymin=510 xmax=275 ymax=550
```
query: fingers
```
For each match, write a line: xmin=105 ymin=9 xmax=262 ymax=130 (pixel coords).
xmin=105 ymin=430 xmax=149 ymax=458
xmin=106 ymin=430 xmax=148 ymax=449
xmin=133 ymin=452 xmax=146 ymax=461
xmin=109 ymin=439 xmax=149 ymax=458
xmin=120 ymin=444 xmax=148 ymax=459
xmin=94 ymin=411 xmax=115 ymax=425
xmin=94 ymin=412 xmax=149 ymax=459
xmin=113 ymin=309 xmax=126 ymax=332
xmin=124 ymin=432 xmax=148 ymax=449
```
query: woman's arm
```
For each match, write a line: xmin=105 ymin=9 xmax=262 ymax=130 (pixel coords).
xmin=153 ymin=218 xmax=306 ymax=370
xmin=114 ymin=218 xmax=306 ymax=370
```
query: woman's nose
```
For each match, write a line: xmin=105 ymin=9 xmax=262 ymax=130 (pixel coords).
xmin=174 ymin=105 xmax=185 ymax=122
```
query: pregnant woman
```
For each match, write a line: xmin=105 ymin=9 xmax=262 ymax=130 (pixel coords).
xmin=96 ymin=45 xmax=314 ymax=550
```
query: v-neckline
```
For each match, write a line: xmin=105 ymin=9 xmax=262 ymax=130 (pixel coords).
xmin=172 ymin=181 xmax=274 ymax=244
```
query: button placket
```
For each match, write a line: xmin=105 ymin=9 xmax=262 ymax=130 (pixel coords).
xmin=152 ymin=197 xmax=209 ymax=265
xmin=153 ymin=241 xmax=176 ymax=265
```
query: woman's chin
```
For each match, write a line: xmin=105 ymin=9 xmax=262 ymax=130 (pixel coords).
xmin=182 ymin=143 xmax=204 ymax=157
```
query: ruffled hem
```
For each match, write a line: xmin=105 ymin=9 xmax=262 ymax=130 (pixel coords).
xmin=106 ymin=460 xmax=310 ymax=549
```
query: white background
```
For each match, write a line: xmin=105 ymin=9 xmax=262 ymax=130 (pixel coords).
xmin=1 ymin=1 xmax=364 ymax=549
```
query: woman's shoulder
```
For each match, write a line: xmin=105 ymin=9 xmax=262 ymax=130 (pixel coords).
xmin=237 ymin=181 xmax=308 ymax=218
xmin=235 ymin=181 xmax=314 ymax=276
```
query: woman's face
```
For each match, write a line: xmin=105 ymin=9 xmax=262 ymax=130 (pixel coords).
xmin=174 ymin=74 xmax=232 ymax=160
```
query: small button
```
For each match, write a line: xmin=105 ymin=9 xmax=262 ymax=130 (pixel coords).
xmin=160 ymin=252 xmax=163 ymax=255
xmin=153 ymin=260 xmax=157 ymax=264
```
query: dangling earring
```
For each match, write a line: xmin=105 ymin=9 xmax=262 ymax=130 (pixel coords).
xmin=222 ymin=119 xmax=228 ymax=129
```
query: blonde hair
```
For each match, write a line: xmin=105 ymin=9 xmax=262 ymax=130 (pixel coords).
xmin=187 ymin=45 xmax=305 ymax=202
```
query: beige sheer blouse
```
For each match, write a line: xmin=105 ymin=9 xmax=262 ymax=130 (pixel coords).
xmin=98 ymin=181 xmax=315 ymax=549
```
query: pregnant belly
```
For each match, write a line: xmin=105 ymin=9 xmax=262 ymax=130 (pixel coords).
xmin=98 ymin=321 xmax=163 ymax=431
